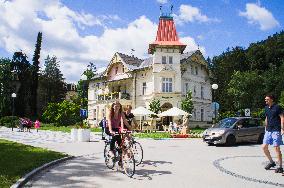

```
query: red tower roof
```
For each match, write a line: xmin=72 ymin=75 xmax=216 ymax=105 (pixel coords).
xmin=148 ymin=16 xmax=186 ymax=54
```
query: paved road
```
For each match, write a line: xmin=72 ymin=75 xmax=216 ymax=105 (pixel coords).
xmin=1 ymin=127 xmax=283 ymax=188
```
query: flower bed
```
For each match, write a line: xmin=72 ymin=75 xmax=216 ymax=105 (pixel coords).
xmin=170 ymin=134 xmax=189 ymax=138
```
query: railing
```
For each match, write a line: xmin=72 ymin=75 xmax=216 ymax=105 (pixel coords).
xmin=97 ymin=92 xmax=130 ymax=101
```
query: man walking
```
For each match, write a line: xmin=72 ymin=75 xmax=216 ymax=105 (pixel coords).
xmin=99 ymin=117 xmax=107 ymax=140
xmin=262 ymin=94 xmax=284 ymax=173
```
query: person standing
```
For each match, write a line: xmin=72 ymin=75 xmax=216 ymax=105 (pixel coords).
xmin=99 ymin=117 xmax=107 ymax=140
xmin=124 ymin=105 xmax=138 ymax=131
xmin=262 ymin=94 xmax=284 ymax=173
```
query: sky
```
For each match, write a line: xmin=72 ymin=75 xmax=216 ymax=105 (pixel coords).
xmin=0 ymin=0 xmax=283 ymax=83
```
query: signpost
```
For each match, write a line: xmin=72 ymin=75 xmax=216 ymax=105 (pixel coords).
xmin=245 ymin=108 xmax=250 ymax=117
xmin=80 ymin=109 xmax=88 ymax=118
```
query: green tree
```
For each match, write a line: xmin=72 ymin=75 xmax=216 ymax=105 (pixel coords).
xmin=42 ymin=100 xmax=81 ymax=126
xmin=38 ymin=55 xmax=66 ymax=116
xmin=77 ymin=62 xmax=97 ymax=108
xmin=149 ymin=98 xmax=161 ymax=118
xmin=279 ymin=91 xmax=284 ymax=108
xmin=0 ymin=58 xmax=13 ymax=117
xmin=227 ymin=71 xmax=264 ymax=111
xmin=181 ymin=91 xmax=194 ymax=117
xmin=12 ymin=51 xmax=33 ymax=117
xmin=31 ymin=32 xmax=43 ymax=118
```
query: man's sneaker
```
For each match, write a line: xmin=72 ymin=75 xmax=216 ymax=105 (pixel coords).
xmin=275 ymin=167 xmax=283 ymax=173
xmin=265 ymin=162 xmax=276 ymax=170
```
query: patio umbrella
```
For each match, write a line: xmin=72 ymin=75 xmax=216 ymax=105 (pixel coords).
xmin=158 ymin=107 xmax=189 ymax=117
xmin=131 ymin=106 xmax=156 ymax=130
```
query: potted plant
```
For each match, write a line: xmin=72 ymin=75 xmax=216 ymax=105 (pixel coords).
xmin=71 ymin=123 xmax=80 ymax=141
xmin=77 ymin=119 xmax=91 ymax=142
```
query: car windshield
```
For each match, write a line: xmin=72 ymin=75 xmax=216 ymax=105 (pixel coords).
xmin=213 ymin=118 xmax=238 ymax=128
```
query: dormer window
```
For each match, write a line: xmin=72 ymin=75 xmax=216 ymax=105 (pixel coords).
xmin=162 ymin=56 xmax=167 ymax=64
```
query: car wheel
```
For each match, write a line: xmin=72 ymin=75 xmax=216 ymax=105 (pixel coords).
xmin=207 ymin=143 xmax=214 ymax=146
xmin=257 ymin=133 xmax=264 ymax=144
xmin=226 ymin=135 xmax=236 ymax=146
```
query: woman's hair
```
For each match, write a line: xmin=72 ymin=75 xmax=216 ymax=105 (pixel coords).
xmin=109 ymin=101 xmax=122 ymax=118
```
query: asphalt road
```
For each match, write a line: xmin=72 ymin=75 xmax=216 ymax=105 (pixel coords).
xmin=27 ymin=139 xmax=284 ymax=188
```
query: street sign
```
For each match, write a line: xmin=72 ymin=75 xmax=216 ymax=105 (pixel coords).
xmin=80 ymin=109 xmax=88 ymax=118
xmin=211 ymin=102 xmax=220 ymax=110
xmin=245 ymin=108 xmax=250 ymax=117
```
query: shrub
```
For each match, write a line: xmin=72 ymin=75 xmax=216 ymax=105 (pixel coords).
xmin=251 ymin=108 xmax=265 ymax=120
xmin=218 ymin=111 xmax=235 ymax=121
xmin=42 ymin=100 xmax=81 ymax=126
xmin=0 ymin=116 xmax=19 ymax=128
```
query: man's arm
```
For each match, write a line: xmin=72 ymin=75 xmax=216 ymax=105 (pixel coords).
xmin=265 ymin=117 xmax=267 ymax=130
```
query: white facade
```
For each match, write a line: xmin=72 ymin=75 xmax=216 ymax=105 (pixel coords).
xmin=87 ymin=50 xmax=212 ymax=127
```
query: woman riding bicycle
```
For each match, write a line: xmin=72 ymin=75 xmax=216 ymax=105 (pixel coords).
xmin=107 ymin=101 xmax=131 ymax=155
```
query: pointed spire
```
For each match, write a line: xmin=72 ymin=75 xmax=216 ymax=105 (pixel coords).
xmin=148 ymin=7 xmax=186 ymax=54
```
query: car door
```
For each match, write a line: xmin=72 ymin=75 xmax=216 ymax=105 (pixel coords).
xmin=245 ymin=119 xmax=260 ymax=141
xmin=235 ymin=119 xmax=249 ymax=142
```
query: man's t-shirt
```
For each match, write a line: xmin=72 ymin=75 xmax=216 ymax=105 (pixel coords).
xmin=124 ymin=112 xmax=134 ymax=130
xmin=265 ymin=104 xmax=283 ymax=132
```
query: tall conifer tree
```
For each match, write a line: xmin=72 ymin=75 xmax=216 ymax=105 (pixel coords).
xmin=31 ymin=32 xmax=42 ymax=117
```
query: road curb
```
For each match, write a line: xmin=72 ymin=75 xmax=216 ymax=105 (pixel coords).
xmin=11 ymin=156 xmax=75 ymax=188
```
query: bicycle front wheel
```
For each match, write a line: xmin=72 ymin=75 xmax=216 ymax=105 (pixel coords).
xmin=122 ymin=148 xmax=135 ymax=177
xmin=104 ymin=142 xmax=110 ymax=158
xmin=132 ymin=141 xmax=143 ymax=166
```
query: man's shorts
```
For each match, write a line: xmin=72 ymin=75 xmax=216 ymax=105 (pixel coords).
xmin=263 ymin=131 xmax=283 ymax=146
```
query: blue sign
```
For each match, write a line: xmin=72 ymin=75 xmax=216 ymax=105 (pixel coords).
xmin=80 ymin=109 xmax=88 ymax=118
xmin=211 ymin=102 xmax=220 ymax=110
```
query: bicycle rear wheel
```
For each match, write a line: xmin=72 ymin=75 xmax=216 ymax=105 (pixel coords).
xmin=105 ymin=150 xmax=115 ymax=169
xmin=132 ymin=141 xmax=143 ymax=166
xmin=122 ymin=148 xmax=135 ymax=177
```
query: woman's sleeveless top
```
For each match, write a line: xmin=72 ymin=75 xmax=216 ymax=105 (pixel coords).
xmin=111 ymin=113 xmax=121 ymax=129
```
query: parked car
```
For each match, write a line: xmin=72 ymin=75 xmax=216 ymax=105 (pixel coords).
xmin=202 ymin=117 xmax=265 ymax=146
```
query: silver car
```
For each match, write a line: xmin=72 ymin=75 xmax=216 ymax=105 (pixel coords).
xmin=202 ymin=117 xmax=265 ymax=146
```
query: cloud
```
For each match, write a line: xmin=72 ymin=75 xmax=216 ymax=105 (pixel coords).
xmin=239 ymin=3 xmax=280 ymax=30
xmin=174 ymin=4 xmax=219 ymax=25
xmin=180 ymin=36 xmax=206 ymax=56
xmin=156 ymin=0 xmax=168 ymax=4
xmin=0 ymin=0 xmax=206 ymax=82
xmin=0 ymin=0 xmax=155 ymax=82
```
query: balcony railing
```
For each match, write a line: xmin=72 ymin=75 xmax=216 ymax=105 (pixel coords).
xmin=97 ymin=92 xmax=130 ymax=101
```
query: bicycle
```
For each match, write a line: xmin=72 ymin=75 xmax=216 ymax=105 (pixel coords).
xmin=104 ymin=132 xmax=135 ymax=177
xmin=104 ymin=131 xmax=143 ymax=166
xmin=126 ymin=132 xmax=144 ymax=166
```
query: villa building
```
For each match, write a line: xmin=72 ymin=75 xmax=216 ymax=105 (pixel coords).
xmin=87 ymin=13 xmax=213 ymax=127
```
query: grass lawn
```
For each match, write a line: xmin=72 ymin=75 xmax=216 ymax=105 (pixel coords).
xmin=38 ymin=124 xmax=205 ymax=138
xmin=0 ymin=139 xmax=68 ymax=188
xmin=189 ymin=127 xmax=206 ymax=134
xmin=134 ymin=132 xmax=171 ymax=139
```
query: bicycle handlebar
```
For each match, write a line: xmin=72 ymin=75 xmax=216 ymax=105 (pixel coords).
xmin=111 ymin=130 xmax=132 ymax=136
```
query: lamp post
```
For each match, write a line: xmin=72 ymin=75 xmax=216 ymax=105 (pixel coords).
xmin=11 ymin=93 xmax=16 ymax=131
xmin=212 ymin=84 xmax=218 ymax=123
xmin=81 ymin=74 xmax=87 ymax=100
xmin=80 ymin=74 xmax=88 ymax=122
xmin=11 ymin=93 xmax=16 ymax=116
